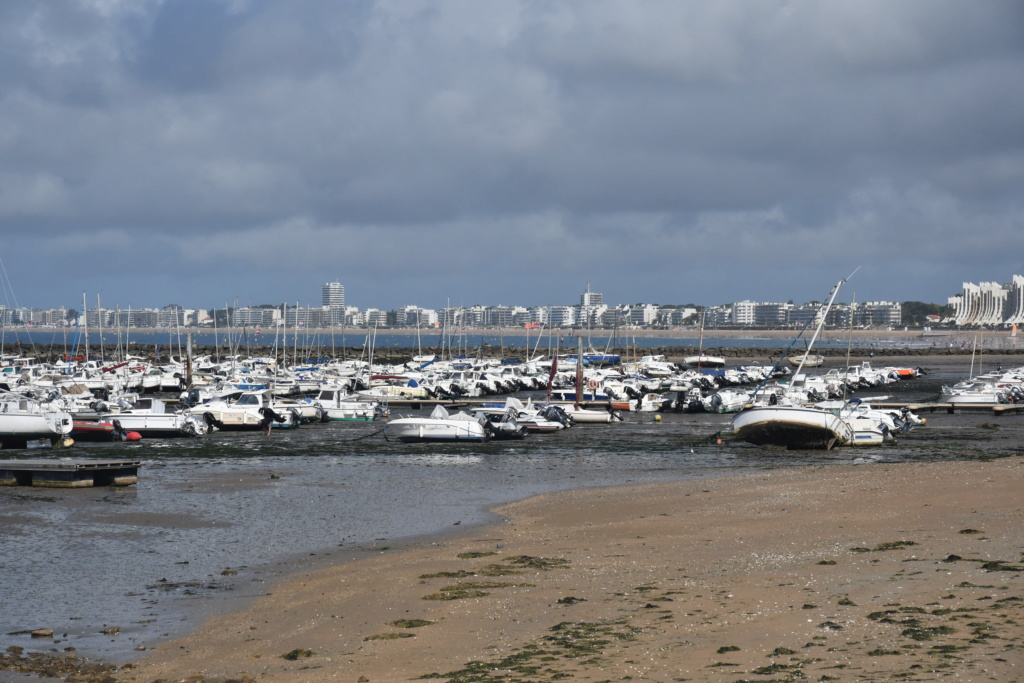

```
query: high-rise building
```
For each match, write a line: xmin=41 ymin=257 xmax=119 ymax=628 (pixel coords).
xmin=322 ymin=282 xmax=345 ymax=308
xmin=580 ymin=284 xmax=603 ymax=307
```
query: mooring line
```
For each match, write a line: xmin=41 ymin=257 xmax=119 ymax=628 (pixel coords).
xmin=351 ymin=426 xmax=389 ymax=441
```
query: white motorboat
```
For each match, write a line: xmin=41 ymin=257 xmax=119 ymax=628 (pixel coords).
xmin=683 ymin=353 xmax=726 ymax=369
xmin=385 ymin=405 xmax=488 ymax=442
xmin=703 ymin=388 xmax=753 ymax=414
xmin=100 ymin=397 xmax=209 ymax=437
xmin=627 ymin=391 xmax=671 ymax=413
xmin=314 ymin=388 xmax=384 ymax=421
xmin=789 ymin=353 xmax=825 ymax=368
xmin=183 ymin=390 xmax=301 ymax=431
xmin=478 ymin=397 xmax=570 ymax=433
xmin=559 ymin=403 xmax=623 ymax=423
xmin=816 ymin=398 xmax=923 ymax=446
xmin=940 ymin=382 xmax=1012 ymax=405
xmin=356 ymin=380 xmax=430 ymax=401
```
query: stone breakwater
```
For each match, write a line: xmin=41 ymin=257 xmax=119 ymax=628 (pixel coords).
xmin=7 ymin=341 xmax=1023 ymax=366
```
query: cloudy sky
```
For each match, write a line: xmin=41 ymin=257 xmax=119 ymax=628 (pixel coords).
xmin=2 ymin=0 xmax=1022 ymax=313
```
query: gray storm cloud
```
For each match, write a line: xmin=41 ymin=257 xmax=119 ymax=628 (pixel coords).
xmin=1 ymin=0 xmax=1022 ymax=309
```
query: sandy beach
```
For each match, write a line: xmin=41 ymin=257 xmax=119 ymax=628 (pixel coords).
xmin=111 ymin=457 xmax=1023 ymax=682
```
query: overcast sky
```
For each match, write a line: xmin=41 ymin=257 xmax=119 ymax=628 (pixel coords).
xmin=2 ymin=1 xmax=1022 ymax=313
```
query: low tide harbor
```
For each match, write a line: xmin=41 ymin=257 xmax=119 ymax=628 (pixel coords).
xmin=0 ymin=458 xmax=140 ymax=487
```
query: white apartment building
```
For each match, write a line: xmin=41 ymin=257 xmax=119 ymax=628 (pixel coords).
xmin=731 ymin=301 xmax=757 ymax=326
xmin=948 ymin=276 xmax=1023 ymax=326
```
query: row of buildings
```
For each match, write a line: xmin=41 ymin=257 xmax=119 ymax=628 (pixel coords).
xmin=2 ymin=282 xmax=905 ymax=331
xmin=947 ymin=275 xmax=1024 ymax=327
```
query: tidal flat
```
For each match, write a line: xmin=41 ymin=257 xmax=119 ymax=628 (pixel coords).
xmin=0 ymin=354 xmax=1021 ymax=681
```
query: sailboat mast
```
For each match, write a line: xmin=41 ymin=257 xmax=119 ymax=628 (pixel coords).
xmin=575 ymin=335 xmax=584 ymax=405
xmin=97 ymin=293 xmax=103 ymax=364
xmin=696 ymin=307 xmax=705 ymax=371
xmin=82 ymin=291 xmax=89 ymax=363
xmin=791 ymin=278 xmax=845 ymax=385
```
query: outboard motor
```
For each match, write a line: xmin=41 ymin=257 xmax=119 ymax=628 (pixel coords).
xmin=541 ymin=405 xmax=572 ymax=427
xmin=203 ymin=412 xmax=224 ymax=431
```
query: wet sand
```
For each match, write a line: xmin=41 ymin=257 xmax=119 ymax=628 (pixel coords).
xmin=120 ymin=456 xmax=1023 ymax=682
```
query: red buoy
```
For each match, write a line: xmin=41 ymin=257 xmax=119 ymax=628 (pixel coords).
xmin=126 ymin=432 xmax=142 ymax=441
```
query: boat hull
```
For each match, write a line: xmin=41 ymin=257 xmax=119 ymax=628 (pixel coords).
xmin=107 ymin=414 xmax=203 ymax=438
xmin=324 ymin=409 xmax=376 ymax=422
xmin=70 ymin=420 xmax=116 ymax=442
xmin=0 ymin=411 xmax=74 ymax=449
xmin=561 ymin=405 xmax=621 ymax=423
xmin=733 ymin=405 xmax=853 ymax=450
xmin=684 ymin=355 xmax=726 ymax=368
xmin=386 ymin=418 xmax=488 ymax=442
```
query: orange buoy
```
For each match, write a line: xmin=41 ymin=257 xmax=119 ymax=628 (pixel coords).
xmin=126 ymin=432 xmax=142 ymax=441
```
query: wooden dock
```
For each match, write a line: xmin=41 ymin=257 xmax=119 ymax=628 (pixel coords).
xmin=872 ymin=402 xmax=1024 ymax=416
xmin=0 ymin=459 xmax=141 ymax=488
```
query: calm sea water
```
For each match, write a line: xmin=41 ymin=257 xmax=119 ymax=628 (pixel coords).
xmin=1 ymin=328 xmax=924 ymax=356
xmin=0 ymin=361 xmax=1014 ymax=666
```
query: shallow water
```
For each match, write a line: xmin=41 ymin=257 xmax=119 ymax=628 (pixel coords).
xmin=0 ymin=357 xmax=1019 ymax=664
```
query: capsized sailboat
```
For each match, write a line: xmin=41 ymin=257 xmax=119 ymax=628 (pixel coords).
xmin=732 ymin=275 xmax=861 ymax=450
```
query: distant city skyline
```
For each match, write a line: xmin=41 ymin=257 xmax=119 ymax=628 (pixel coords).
xmin=12 ymin=273 xmax=1024 ymax=328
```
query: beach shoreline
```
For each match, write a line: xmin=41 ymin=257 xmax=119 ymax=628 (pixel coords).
xmin=114 ymin=456 xmax=1023 ymax=682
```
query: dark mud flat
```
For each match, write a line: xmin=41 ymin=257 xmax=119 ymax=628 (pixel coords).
xmin=0 ymin=354 xmax=1020 ymax=676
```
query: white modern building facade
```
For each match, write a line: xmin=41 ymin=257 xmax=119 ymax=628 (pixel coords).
xmin=948 ymin=275 xmax=1024 ymax=326
xmin=322 ymin=282 xmax=345 ymax=308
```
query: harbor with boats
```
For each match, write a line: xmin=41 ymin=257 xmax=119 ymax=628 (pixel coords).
xmin=0 ymin=317 xmax=1022 ymax=453
xmin=1 ymin=324 xmax=1023 ymax=669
